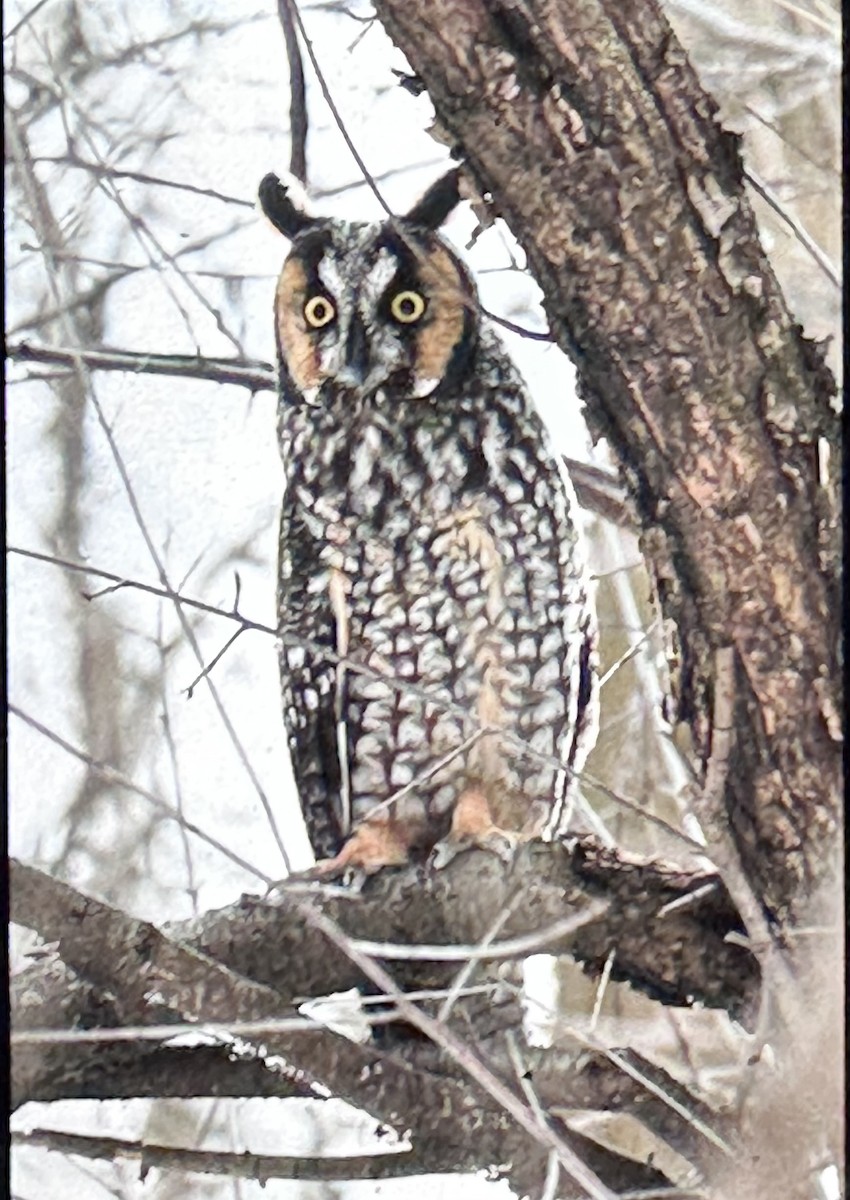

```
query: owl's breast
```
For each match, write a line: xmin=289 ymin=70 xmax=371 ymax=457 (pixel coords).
xmin=340 ymin=492 xmax=581 ymax=836
xmin=284 ymin=404 xmax=488 ymax=547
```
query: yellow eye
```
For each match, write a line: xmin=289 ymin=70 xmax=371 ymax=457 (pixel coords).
xmin=304 ymin=295 xmax=335 ymax=328
xmin=390 ymin=290 xmax=426 ymax=324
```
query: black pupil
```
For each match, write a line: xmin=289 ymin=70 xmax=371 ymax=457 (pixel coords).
xmin=399 ymin=296 xmax=416 ymax=315
xmin=313 ymin=301 xmax=327 ymax=320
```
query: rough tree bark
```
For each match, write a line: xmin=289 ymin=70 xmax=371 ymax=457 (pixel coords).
xmin=372 ymin=0 xmax=841 ymax=923
xmin=8 ymin=816 xmax=833 ymax=1193
xmin=13 ymin=855 xmax=746 ymax=1196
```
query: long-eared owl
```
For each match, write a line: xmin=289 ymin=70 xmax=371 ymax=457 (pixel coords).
xmin=260 ymin=169 xmax=598 ymax=873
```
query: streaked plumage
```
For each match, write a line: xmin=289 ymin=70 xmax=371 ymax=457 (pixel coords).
xmin=260 ymin=170 xmax=598 ymax=871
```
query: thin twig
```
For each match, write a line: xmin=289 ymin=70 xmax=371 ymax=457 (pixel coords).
xmin=763 ymin=0 xmax=838 ymax=34
xmin=281 ymin=0 xmax=394 ymax=218
xmin=520 ymin=989 xmax=732 ymax=1158
xmin=745 ymin=168 xmax=840 ymax=289
xmin=313 ymin=156 xmax=449 ymax=198
xmin=28 ymin=153 xmax=255 ymax=207
xmin=438 ymin=890 xmax=524 ymax=1022
xmin=695 ymin=647 xmax=794 ymax=991
xmin=157 ymin=607 xmax=200 ymax=914
xmin=598 ymin=622 xmax=658 ymax=689
xmin=6 ymin=341 xmax=276 ymax=391
xmin=3 ymin=0 xmax=53 ymax=40
xmin=589 ymin=948 xmax=616 ymax=1033
xmin=293 ymin=898 xmax=619 ymax=1200
xmin=484 ymin=309 xmax=553 ymax=342
xmin=348 ymin=901 xmax=608 ymax=962
xmin=505 ymin=1029 xmax=556 ymax=1129
xmin=9 ymin=705 xmax=274 ymax=885
xmin=10 ymin=1013 xmax=387 ymax=1047
xmin=355 ymin=728 xmax=487 ymax=823
xmin=658 ymin=882 xmax=718 ymax=917
xmin=12 ymin=985 xmax=499 ymax=1046
xmin=183 ymin=628 xmax=246 ymax=698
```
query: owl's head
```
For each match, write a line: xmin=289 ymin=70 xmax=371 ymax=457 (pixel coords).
xmin=260 ymin=170 xmax=477 ymax=406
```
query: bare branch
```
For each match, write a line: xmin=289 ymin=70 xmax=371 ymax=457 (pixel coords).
xmin=282 ymin=0 xmax=394 ymax=217
xmin=483 ymin=309 xmax=553 ymax=341
xmin=11 ymin=1129 xmax=429 ymax=1182
xmin=9 ymin=857 xmax=512 ymax=1160
xmin=744 ymin=168 xmax=840 ymax=289
xmin=7 ymin=106 xmax=292 ymax=872
xmin=12 ymin=839 xmax=759 ymax=1038
xmin=9 ymin=704 xmax=274 ymax=886
xmin=349 ymin=902 xmax=608 ymax=961
xmin=291 ymin=896 xmax=619 ymax=1200
xmin=691 ymin=650 xmax=796 ymax=1007
xmin=277 ymin=0 xmax=308 ymax=183
xmin=6 ymin=341 xmax=276 ymax=390
xmin=9 ymin=343 xmax=634 ymax=525
xmin=182 ymin=628 xmax=247 ymax=698
xmin=27 ymin=153 xmax=255 ymax=208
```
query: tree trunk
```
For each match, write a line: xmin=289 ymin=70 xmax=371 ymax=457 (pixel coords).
xmin=373 ymin=0 xmax=841 ymax=921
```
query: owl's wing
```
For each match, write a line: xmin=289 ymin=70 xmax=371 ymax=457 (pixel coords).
xmin=277 ymin=494 xmax=348 ymax=861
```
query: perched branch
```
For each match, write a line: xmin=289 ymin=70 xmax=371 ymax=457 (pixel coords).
xmin=12 ymin=850 xmax=750 ymax=1193
xmin=12 ymin=840 xmax=758 ymax=1040
xmin=9 ymin=857 xmax=537 ymax=1180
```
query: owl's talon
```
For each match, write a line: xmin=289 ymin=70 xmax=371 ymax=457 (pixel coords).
xmin=297 ymin=858 xmax=375 ymax=890
xmin=481 ymin=828 xmax=521 ymax=863
xmin=430 ymin=827 xmax=520 ymax=870
xmin=429 ymin=838 xmax=465 ymax=871
xmin=300 ymin=822 xmax=411 ymax=880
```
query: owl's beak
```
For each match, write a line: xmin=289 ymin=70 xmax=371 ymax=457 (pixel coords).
xmin=335 ymin=313 xmax=370 ymax=391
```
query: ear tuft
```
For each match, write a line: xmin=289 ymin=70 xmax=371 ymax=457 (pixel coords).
xmin=404 ymin=168 xmax=462 ymax=231
xmin=259 ymin=173 xmax=318 ymax=238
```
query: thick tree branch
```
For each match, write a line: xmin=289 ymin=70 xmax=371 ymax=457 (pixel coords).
xmin=13 ymin=852 xmax=752 ymax=1191
xmin=11 ymin=843 xmax=757 ymax=1037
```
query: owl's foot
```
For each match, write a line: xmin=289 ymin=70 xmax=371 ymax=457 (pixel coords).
xmin=306 ymin=821 xmax=411 ymax=879
xmin=430 ymin=787 xmax=520 ymax=870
